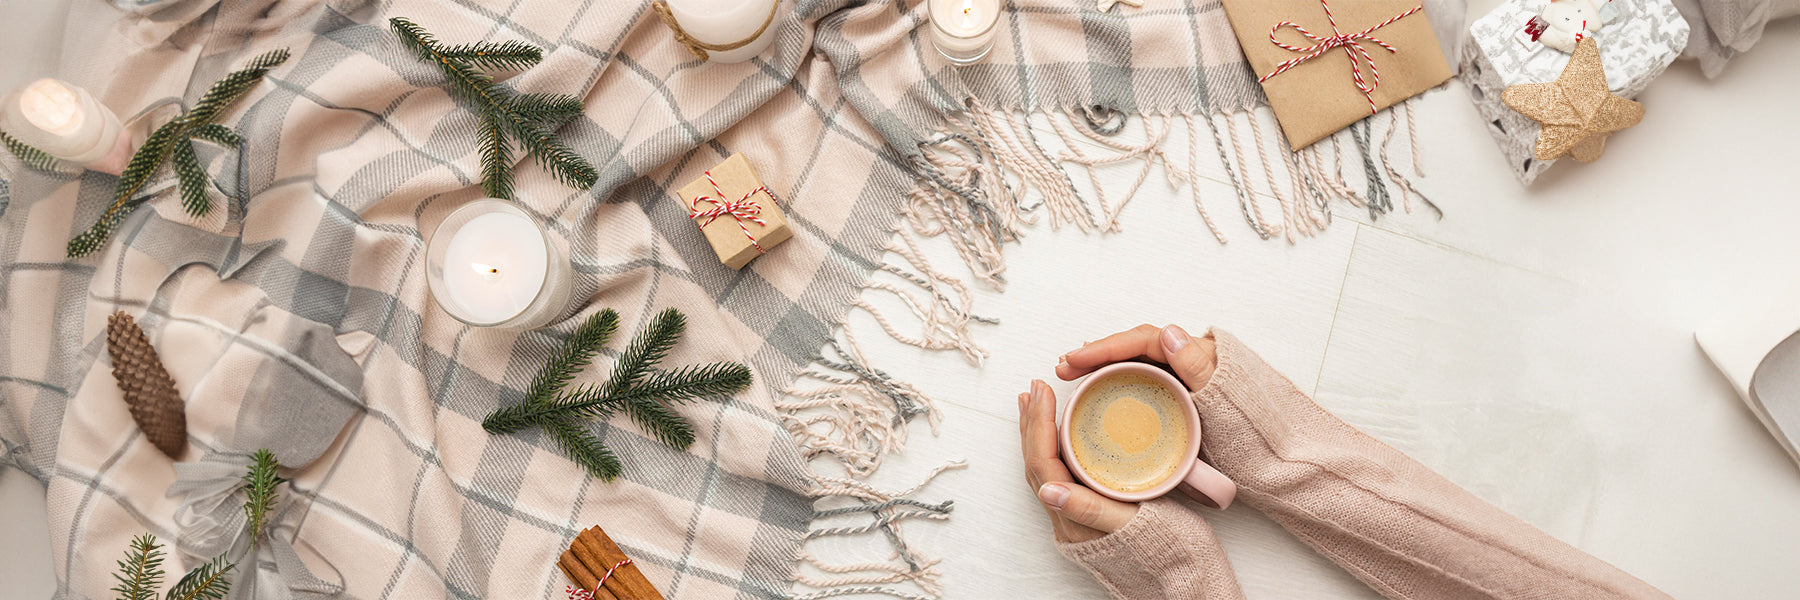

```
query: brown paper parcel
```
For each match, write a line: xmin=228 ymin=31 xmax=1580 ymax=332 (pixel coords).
xmin=1222 ymin=0 xmax=1452 ymax=150
xmin=675 ymin=153 xmax=792 ymax=270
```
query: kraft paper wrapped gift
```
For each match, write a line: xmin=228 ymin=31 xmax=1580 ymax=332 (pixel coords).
xmin=675 ymin=153 xmax=792 ymax=270
xmin=1223 ymin=0 xmax=1454 ymax=150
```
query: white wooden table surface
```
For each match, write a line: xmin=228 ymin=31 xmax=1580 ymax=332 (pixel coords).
xmin=6 ymin=3 xmax=1799 ymax=599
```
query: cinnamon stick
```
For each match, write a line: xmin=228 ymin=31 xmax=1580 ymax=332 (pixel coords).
xmin=559 ymin=549 xmax=618 ymax=600
xmin=577 ymin=527 xmax=664 ymax=600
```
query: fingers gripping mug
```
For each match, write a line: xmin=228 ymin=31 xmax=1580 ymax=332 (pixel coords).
xmin=1059 ymin=362 xmax=1237 ymax=508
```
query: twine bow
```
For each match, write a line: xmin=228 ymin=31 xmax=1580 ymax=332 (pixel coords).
xmin=1257 ymin=0 xmax=1425 ymax=115
xmin=688 ymin=170 xmax=774 ymax=254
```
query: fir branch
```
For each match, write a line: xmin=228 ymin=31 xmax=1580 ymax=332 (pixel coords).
xmin=0 ymin=129 xmax=59 ymax=171
xmin=187 ymin=49 xmax=289 ymax=125
xmin=440 ymin=40 xmax=543 ymax=71
xmin=603 ymin=308 xmax=685 ymax=396
xmin=621 ymin=392 xmax=695 ymax=449
xmin=165 ymin=556 xmax=233 ymax=600
xmin=242 ymin=449 xmax=283 ymax=550
xmin=542 ymin=416 xmax=623 ymax=481
xmin=483 ymin=310 xmax=620 ymax=433
xmin=65 ymin=49 xmax=286 ymax=257
xmin=170 ymin=142 xmax=212 ymax=217
xmin=552 ymin=362 xmax=753 ymax=421
xmin=188 ymin=124 xmax=243 ymax=148
xmin=509 ymin=93 xmax=584 ymax=125
xmin=479 ymin=307 xmax=751 ymax=480
xmin=389 ymin=17 xmax=597 ymax=198
xmin=479 ymin=116 xmax=513 ymax=200
xmin=111 ymin=534 xmax=165 ymax=600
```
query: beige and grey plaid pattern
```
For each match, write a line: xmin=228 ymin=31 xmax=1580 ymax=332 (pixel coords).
xmin=1 ymin=0 xmax=1285 ymax=598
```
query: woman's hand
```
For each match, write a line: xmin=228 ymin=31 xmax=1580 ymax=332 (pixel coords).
xmin=1020 ymin=379 xmax=1138 ymax=543
xmin=1056 ymin=324 xmax=1217 ymax=393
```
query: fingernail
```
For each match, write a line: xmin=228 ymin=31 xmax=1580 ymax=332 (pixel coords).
xmin=1018 ymin=393 xmax=1029 ymax=413
xmin=1037 ymin=483 xmax=1069 ymax=509
xmin=1161 ymin=325 xmax=1190 ymax=353
xmin=1056 ymin=356 xmax=1069 ymax=370
xmin=1031 ymin=379 xmax=1047 ymax=401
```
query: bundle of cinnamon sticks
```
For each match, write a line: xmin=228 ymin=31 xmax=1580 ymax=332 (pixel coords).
xmin=559 ymin=526 xmax=664 ymax=600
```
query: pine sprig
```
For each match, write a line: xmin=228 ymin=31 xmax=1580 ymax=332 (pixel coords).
xmin=440 ymin=41 xmax=543 ymax=71
xmin=388 ymin=17 xmax=597 ymax=198
xmin=543 ymin=416 xmax=623 ymax=480
xmin=104 ymin=452 xmax=280 ymax=600
xmin=165 ymin=556 xmax=233 ymax=600
xmin=112 ymin=534 xmax=166 ymax=600
xmin=0 ymin=129 xmax=59 ymax=171
xmin=66 ymin=48 xmax=289 ymax=257
xmin=242 ymin=449 xmax=283 ymax=549
xmin=481 ymin=308 xmax=752 ymax=480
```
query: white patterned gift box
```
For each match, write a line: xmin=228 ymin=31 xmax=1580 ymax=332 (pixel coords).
xmin=1460 ymin=0 xmax=1689 ymax=184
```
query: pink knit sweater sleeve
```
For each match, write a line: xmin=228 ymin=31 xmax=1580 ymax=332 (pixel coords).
xmin=1191 ymin=329 xmax=1672 ymax=600
xmin=1058 ymin=497 xmax=1245 ymax=600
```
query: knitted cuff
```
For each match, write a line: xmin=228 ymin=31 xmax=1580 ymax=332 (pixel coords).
xmin=1057 ymin=498 xmax=1244 ymax=600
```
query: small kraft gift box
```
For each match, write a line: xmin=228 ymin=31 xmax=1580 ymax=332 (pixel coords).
xmin=675 ymin=153 xmax=793 ymax=270
xmin=1460 ymin=0 xmax=1688 ymax=184
xmin=1223 ymin=0 xmax=1454 ymax=151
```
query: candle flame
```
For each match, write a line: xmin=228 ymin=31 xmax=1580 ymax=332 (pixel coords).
xmin=19 ymin=79 xmax=85 ymax=136
xmin=960 ymin=0 xmax=975 ymax=26
xmin=471 ymin=262 xmax=500 ymax=278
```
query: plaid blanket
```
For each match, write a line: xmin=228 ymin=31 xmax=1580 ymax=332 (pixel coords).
xmin=0 ymin=0 xmax=1446 ymax=598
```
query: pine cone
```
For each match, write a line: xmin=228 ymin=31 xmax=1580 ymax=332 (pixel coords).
xmin=106 ymin=312 xmax=186 ymax=458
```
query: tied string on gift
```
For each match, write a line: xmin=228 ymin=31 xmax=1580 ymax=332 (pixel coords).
xmin=651 ymin=0 xmax=779 ymax=61
xmin=688 ymin=170 xmax=775 ymax=254
xmin=1257 ymin=0 xmax=1426 ymax=115
xmin=565 ymin=559 xmax=633 ymax=600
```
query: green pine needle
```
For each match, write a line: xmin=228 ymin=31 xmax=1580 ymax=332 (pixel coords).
xmin=0 ymin=129 xmax=59 ymax=171
xmin=111 ymin=534 xmax=165 ymax=600
xmin=441 ymin=40 xmax=543 ymax=71
xmin=479 ymin=116 xmax=514 ymax=200
xmin=388 ymin=17 xmax=596 ymax=199
xmin=189 ymin=124 xmax=243 ymax=148
xmin=542 ymin=416 xmax=623 ymax=481
xmin=170 ymin=143 xmax=212 ymax=217
xmin=65 ymin=49 xmax=285 ymax=257
xmin=480 ymin=308 xmax=750 ymax=479
xmin=242 ymin=449 xmax=283 ymax=549
xmin=165 ymin=556 xmax=233 ymax=600
xmin=604 ymin=308 xmax=685 ymax=395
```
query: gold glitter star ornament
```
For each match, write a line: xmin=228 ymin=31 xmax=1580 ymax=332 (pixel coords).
xmin=1501 ymin=37 xmax=1643 ymax=163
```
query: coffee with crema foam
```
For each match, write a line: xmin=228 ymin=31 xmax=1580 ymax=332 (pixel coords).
xmin=1069 ymin=373 xmax=1189 ymax=493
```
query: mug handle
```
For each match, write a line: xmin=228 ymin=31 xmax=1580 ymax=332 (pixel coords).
xmin=1176 ymin=459 xmax=1237 ymax=509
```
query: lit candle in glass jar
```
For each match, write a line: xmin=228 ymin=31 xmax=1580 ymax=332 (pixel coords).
xmin=660 ymin=0 xmax=780 ymax=64
xmin=425 ymin=200 xmax=576 ymax=329
xmin=929 ymin=0 xmax=1001 ymax=66
xmin=0 ymin=79 xmax=132 ymax=173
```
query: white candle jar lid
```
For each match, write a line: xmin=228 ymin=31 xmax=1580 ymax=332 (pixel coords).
xmin=425 ymin=199 xmax=574 ymax=329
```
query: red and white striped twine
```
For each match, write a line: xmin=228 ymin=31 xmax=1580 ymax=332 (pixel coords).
xmin=1257 ymin=0 xmax=1425 ymax=115
xmin=565 ymin=558 xmax=634 ymax=599
xmin=688 ymin=171 xmax=771 ymax=254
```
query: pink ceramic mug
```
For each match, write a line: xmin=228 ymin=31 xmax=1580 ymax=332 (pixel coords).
xmin=1059 ymin=362 xmax=1237 ymax=509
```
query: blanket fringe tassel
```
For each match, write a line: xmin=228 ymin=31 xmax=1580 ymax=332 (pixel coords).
xmin=779 ymin=98 xmax=1433 ymax=599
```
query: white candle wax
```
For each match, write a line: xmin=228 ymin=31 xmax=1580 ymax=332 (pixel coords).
xmin=929 ymin=0 xmax=1001 ymax=65
xmin=426 ymin=200 xmax=575 ymax=329
xmin=664 ymin=0 xmax=780 ymax=63
xmin=0 ymin=79 xmax=128 ymax=168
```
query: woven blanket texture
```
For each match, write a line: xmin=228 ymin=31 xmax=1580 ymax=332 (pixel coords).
xmin=0 ymin=0 xmax=1391 ymax=597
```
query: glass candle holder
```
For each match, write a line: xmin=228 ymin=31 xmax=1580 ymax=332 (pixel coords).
xmin=425 ymin=199 xmax=576 ymax=330
xmin=929 ymin=0 xmax=1001 ymax=66
xmin=0 ymin=78 xmax=132 ymax=173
